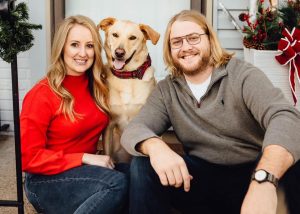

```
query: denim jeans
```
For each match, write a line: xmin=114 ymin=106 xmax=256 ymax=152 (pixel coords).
xmin=129 ymin=155 xmax=257 ymax=214
xmin=24 ymin=164 xmax=128 ymax=214
xmin=130 ymin=156 xmax=300 ymax=214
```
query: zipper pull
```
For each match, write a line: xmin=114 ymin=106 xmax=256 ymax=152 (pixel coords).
xmin=221 ymin=99 xmax=224 ymax=105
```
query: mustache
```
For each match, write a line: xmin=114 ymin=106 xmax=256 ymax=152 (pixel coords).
xmin=173 ymin=51 xmax=211 ymax=76
xmin=178 ymin=49 xmax=199 ymax=58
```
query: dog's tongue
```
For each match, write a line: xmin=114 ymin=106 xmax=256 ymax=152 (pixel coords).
xmin=113 ymin=59 xmax=126 ymax=70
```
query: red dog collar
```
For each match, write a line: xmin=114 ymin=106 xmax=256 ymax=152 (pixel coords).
xmin=111 ymin=55 xmax=151 ymax=80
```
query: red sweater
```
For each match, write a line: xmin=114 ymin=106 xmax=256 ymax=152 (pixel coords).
xmin=21 ymin=74 xmax=109 ymax=175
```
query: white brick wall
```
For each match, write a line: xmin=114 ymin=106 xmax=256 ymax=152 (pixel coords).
xmin=0 ymin=52 xmax=31 ymax=134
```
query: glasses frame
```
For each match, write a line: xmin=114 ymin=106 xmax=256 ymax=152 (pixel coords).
xmin=170 ymin=33 xmax=206 ymax=49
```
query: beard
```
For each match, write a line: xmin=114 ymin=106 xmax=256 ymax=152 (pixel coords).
xmin=173 ymin=49 xmax=211 ymax=76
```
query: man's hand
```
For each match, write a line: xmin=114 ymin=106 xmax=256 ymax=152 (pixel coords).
xmin=241 ymin=181 xmax=277 ymax=214
xmin=82 ymin=153 xmax=115 ymax=169
xmin=140 ymin=138 xmax=193 ymax=192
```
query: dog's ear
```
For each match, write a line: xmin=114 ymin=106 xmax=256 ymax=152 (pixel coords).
xmin=139 ymin=24 xmax=160 ymax=45
xmin=98 ymin=17 xmax=116 ymax=32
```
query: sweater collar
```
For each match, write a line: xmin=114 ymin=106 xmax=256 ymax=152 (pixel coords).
xmin=170 ymin=62 xmax=229 ymax=101
xmin=64 ymin=73 xmax=88 ymax=81
xmin=172 ymin=64 xmax=228 ymax=89
xmin=63 ymin=73 xmax=88 ymax=91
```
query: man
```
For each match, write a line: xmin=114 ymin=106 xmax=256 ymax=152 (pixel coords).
xmin=121 ymin=10 xmax=300 ymax=214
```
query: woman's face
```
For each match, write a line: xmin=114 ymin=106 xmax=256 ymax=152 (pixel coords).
xmin=63 ymin=24 xmax=95 ymax=76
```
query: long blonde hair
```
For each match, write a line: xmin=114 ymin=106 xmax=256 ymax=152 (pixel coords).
xmin=47 ymin=15 xmax=109 ymax=121
xmin=163 ymin=10 xmax=234 ymax=77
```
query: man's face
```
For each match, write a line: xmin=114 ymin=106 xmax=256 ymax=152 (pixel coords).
xmin=170 ymin=21 xmax=211 ymax=76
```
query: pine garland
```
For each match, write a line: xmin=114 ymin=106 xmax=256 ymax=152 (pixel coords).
xmin=279 ymin=0 xmax=300 ymax=31
xmin=0 ymin=2 xmax=42 ymax=63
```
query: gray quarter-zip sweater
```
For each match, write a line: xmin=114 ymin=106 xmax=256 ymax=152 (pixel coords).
xmin=121 ymin=57 xmax=300 ymax=164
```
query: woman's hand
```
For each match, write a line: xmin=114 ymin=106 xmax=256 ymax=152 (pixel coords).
xmin=82 ymin=153 xmax=115 ymax=169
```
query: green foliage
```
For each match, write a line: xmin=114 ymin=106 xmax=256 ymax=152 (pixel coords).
xmin=239 ymin=0 xmax=300 ymax=50
xmin=279 ymin=0 xmax=300 ymax=31
xmin=239 ymin=0 xmax=283 ymax=50
xmin=0 ymin=2 xmax=42 ymax=63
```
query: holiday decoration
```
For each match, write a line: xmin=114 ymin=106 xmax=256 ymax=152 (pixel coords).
xmin=0 ymin=2 xmax=42 ymax=63
xmin=279 ymin=0 xmax=300 ymax=31
xmin=238 ymin=1 xmax=300 ymax=108
xmin=239 ymin=0 xmax=300 ymax=50
xmin=239 ymin=0 xmax=283 ymax=50
xmin=275 ymin=28 xmax=300 ymax=105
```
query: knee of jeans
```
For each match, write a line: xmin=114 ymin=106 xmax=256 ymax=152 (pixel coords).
xmin=107 ymin=172 xmax=128 ymax=202
xmin=111 ymin=172 xmax=128 ymax=192
xmin=130 ymin=157 xmax=152 ymax=178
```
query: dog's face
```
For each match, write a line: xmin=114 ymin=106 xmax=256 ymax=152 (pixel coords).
xmin=99 ymin=18 xmax=160 ymax=71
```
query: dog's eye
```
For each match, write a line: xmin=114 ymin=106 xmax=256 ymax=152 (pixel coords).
xmin=129 ymin=36 xmax=136 ymax=40
xmin=112 ymin=33 xmax=119 ymax=38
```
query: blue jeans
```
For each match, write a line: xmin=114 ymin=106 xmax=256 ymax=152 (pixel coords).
xmin=24 ymin=164 xmax=128 ymax=214
xmin=129 ymin=156 xmax=256 ymax=214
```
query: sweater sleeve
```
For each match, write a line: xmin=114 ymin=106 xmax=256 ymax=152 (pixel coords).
xmin=121 ymin=83 xmax=171 ymax=156
xmin=21 ymin=85 xmax=83 ymax=175
xmin=238 ymin=63 xmax=300 ymax=162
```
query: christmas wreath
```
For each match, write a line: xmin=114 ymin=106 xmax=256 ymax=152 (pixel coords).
xmin=0 ymin=2 xmax=42 ymax=63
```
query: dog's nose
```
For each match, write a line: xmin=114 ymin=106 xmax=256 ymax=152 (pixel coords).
xmin=115 ymin=48 xmax=125 ymax=58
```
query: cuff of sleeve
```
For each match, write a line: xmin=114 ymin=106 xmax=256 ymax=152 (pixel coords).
xmin=262 ymin=115 xmax=300 ymax=163
xmin=121 ymin=126 xmax=159 ymax=156
xmin=63 ymin=153 xmax=84 ymax=169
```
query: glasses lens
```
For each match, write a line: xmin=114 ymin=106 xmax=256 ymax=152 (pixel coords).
xmin=170 ymin=33 xmax=203 ymax=49
xmin=187 ymin=33 xmax=201 ymax=45
xmin=170 ymin=38 xmax=182 ymax=49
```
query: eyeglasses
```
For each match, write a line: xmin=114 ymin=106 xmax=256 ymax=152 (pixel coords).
xmin=170 ymin=33 xmax=206 ymax=49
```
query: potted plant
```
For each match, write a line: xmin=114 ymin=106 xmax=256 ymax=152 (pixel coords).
xmin=239 ymin=0 xmax=300 ymax=107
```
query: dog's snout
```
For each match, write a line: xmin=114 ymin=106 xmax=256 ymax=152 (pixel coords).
xmin=115 ymin=48 xmax=125 ymax=58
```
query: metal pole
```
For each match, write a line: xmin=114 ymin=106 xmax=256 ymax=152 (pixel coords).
xmin=11 ymin=54 xmax=24 ymax=214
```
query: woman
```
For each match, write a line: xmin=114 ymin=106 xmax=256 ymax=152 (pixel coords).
xmin=21 ymin=15 xmax=127 ymax=214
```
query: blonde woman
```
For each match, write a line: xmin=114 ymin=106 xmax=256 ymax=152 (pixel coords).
xmin=21 ymin=15 xmax=127 ymax=214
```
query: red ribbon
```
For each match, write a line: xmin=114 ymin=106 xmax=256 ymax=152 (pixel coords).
xmin=275 ymin=27 xmax=300 ymax=105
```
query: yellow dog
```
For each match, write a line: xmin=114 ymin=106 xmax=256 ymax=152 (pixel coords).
xmin=99 ymin=17 xmax=160 ymax=163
